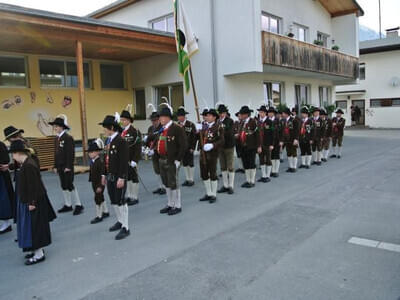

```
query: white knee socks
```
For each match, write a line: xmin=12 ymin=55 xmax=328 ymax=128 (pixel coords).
xmin=120 ymin=204 xmax=129 ymax=230
xmin=211 ymin=181 xmax=218 ymax=197
xmin=63 ymin=190 xmax=72 ymax=207
xmin=72 ymin=189 xmax=81 ymax=206
xmin=203 ymin=179 xmax=212 ymax=196
xmin=228 ymin=172 xmax=235 ymax=188
xmin=222 ymin=171 xmax=229 ymax=188
xmin=261 ymin=165 xmax=267 ymax=178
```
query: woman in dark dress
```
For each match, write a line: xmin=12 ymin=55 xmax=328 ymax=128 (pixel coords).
xmin=9 ymin=140 xmax=56 ymax=265
xmin=0 ymin=141 xmax=14 ymax=234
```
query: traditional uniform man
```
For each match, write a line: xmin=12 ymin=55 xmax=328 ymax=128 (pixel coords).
xmin=299 ymin=107 xmax=313 ymax=169
xmin=145 ymin=111 xmax=166 ymax=195
xmin=257 ymin=105 xmax=274 ymax=182
xmin=99 ymin=115 xmax=130 ymax=240
xmin=279 ymin=108 xmax=299 ymax=173
xmin=331 ymin=109 xmax=346 ymax=158
xmin=176 ymin=107 xmax=197 ymax=187
xmin=310 ymin=107 xmax=323 ymax=165
xmin=0 ymin=140 xmax=14 ymax=234
xmin=237 ymin=106 xmax=259 ymax=188
xmin=157 ymin=105 xmax=187 ymax=215
xmin=49 ymin=115 xmax=83 ymax=215
xmin=120 ymin=109 xmax=142 ymax=206
xmin=233 ymin=112 xmax=245 ymax=174
xmin=198 ymin=109 xmax=224 ymax=203
xmin=320 ymin=108 xmax=332 ymax=162
xmin=217 ymin=104 xmax=235 ymax=194
xmin=267 ymin=107 xmax=281 ymax=177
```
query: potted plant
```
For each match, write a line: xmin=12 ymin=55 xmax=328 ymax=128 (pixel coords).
xmin=331 ymin=45 xmax=340 ymax=51
xmin=313 ymin=39 xmax=324 ymax=46
xmin=287 ymin=25 xmax=294 ymax=38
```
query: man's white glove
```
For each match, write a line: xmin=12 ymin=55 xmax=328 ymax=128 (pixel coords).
xmin=203 ymin=143 xmax=214 ymax=152
xmin=130 ymin=161 xmax=137 ymax=168
xmin=174 ymin=160 xmax=180 ymax=169
xmin=148 ymin=149 xmax=154 ymax=156
xmin=195 ymin=123 xmax=203 ymax=131
xmin=143 ymin=135 xmax=148 ymax=143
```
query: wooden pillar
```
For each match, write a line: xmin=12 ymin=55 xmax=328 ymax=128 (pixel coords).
xmin=76 ymin=40 xmax=88 ymax=165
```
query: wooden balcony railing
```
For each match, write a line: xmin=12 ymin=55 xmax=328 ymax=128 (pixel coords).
xmin=262 ymin=31 xmax=359 ymax=79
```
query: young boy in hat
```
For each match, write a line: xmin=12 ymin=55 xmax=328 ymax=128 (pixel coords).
xmin=320 ymin=108 xmax=332 ymax=162
xmin=88 ymin=139 xmax=109 ymax=224
xmin=331 ymin=109 xmax=346 ymax=158
xmin=0 ymin=140 xmax=14 ymax=234
xmin=279 ymin=108 xmax=299 ymax=173
xmin=299 ymin=107 xmax=312 ymax=169
xmin=176 ymin=107 xmax=197 ymax=187
xmin=237 ymin=106 xmax=259 ymax=187
xmin=100 ymin=115 xmax=130 ymax=240
xmin=145 ymin=111 xmax=166 ymax=195
xmin=10 ymin=140 xmax=56 ymax=265
xmin=217 ymin=104 xmax=235 ymax=194
xmin=267 ymin=107 xmax=281 ymax=177
xmin=310 ymin=107 xmax=323 ymax=165
xmin=257 ymin=105 xmax=274 ymax=182
xmin=49 ymin=115 xmax=83 ymax=215
xmin=120 ymin=109 xmax=142 ymax=206
xmin=156 ymin=104 xmax=187 ymax=215
xmin=199 ymin=109 xmax=224 ymax=203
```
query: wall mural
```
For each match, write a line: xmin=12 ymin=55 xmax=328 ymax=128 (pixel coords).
xmin=46 ymin=92 xmax=54 ymax=104
xmin=30 ymin=91 xmax=36 ymax=103
xmin=62 ymin=96 xmax=72 ymax=108
xmin=36 ymin=113 xmax=54 ymax=136
xmin=1 ymin=95 xmax=24 ymax=110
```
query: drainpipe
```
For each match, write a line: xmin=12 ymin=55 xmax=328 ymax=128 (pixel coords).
xmin=210 ymin=0 xmax=218 ymax=105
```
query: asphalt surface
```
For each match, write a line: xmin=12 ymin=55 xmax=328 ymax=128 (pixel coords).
xmin=0 ymin=129 xmax=399 ymax=300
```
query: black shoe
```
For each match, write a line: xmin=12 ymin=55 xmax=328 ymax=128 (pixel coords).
xmin=235 ymin=168 xmax=245 ymax=174
xmin=286 ymin=168 xmax=291 ymax=173
xmin=330 ymin=154 xmax=336 ymax=158
xmin=153 ymin=188 xmax=162 ymax=194
xmin=209 ymin=196 xmax=217 ymax=203
xmin=261 ymin=177 xmax=271 ymax=183
xmin=316 ymin=162 xmax=322 ymax=166
xmin=160 ymin=206 xmax=172 ymax=214
xmin=109 ymin=222 xmax=122 ymax=232
xmin=271 ymin=173 xmax=279 ymax=178
xmin=159 ymin=188 xmax=166 ymax=195
xmin=182 ymin=180 xmax=190 ymax=187
xmin=227 ymin=187 xmax=234 ymax=194
xmin=127 ymin=198 xmax=139 ymax=206
xmin=299 ymin=165 xmax=305 ymax=169
xmin=24 ymin=252 xmax=34 ymax=259
xmin=257 ymin=178 xmax=264 ymax=182
xmin=58 ymin=205 xmax=73 ymax=213
xmin=311 ymin=161 xmax=317 ymax=165
xmin=199 ymin=195 xmax=210 ymax=201
xmin=90 ymin=217 xmax=103 ymax=224
xmin=102 ymin=212 xmax=110 ymax=218
xmin=168 ymin=207 xmax=182 ymax=215
xmin=305 ymin=166 xmax=310 ymax=169
xmin=241 ymin=182 xmax=251 ymax=188
xmin=73 ymin=205 xmax=84 ymax=216
xmin=0 ymin=225 xmax=12 ymax=234
xmin=337 ymin=155 xmax=341 ymax=159
xmin=115 ymin=227 xmax=130 ymax=240
xmin=321 ymin=158 xmax=327 ymax=162
xmin=187 ymin=181 xmax=195 ymax=186
xmin=25 ymin=255 xmax=45 ymax=266
xmin=292 ymin=168 xmax=297 ymax=173
xmin=217 ymin=186 xmax=229 ymax=193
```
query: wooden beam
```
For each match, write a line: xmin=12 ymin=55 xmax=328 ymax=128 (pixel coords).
xmin=76 ymin=40 xmax=88 ymax=165
xmin=331 ymin=8 xmax=358 ymax=18
xmin=90 ymin=0 xmax=141 ymax=19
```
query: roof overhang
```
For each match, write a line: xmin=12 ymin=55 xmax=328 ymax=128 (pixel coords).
xmin=336 ymin=90 xmax=366 ymax=95
xmin=88 ymin=0 xmax=141 ymax=19
xmin=0 ymin=3 xmax=176 ymax=61
xmin=317 ymin=0 xmax=364 ymax=17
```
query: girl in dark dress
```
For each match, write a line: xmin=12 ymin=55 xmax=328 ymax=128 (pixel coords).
xmin=9 ymin=140 xmax=56 ymax=265
xmin=0 ymin=141 xmax=14 ymax=234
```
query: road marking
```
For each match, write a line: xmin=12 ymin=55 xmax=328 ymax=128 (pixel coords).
xmin=348 ymin=237 xmax=400 ymax=253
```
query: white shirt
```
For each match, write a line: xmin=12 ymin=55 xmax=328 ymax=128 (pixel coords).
xmin=244 ymin=117 xmax=250 ymax=124
xmin=260 ymin=116 xmax=267 ymax=123
xmin=92 ymin=156 xmax=99 ymax=163
xmin=109 ymin=131 xmax=119 ymax=143
xmin=57 ymin=130 xmax=66 ymax=138
xmin=207 ymin=121 xmax=215 ymax=127
xmin=164 ymin=120 xmax=173 ymax=129
xmin=179 ymin=119 xmax=187 ymax=126
xmin=269 ymin=116 xmax=275 ymax=121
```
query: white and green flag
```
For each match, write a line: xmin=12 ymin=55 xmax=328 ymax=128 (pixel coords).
xmin=174 ymin=0 xmax=199 ymax=93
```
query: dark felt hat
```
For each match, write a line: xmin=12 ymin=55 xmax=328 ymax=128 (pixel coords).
xmin=257 ymin=105 xmax=268 ymax=113
xmin=120 ymin=110 xmax=133 ymax=122
xmin=291 ymin=106 xmax=298 ymax=113
xmin=159 ymin=107 xmax=173 ymax=118
xmin=300 ymin=107 xmax=309 ymax=114
xmin=217 ymin=104 xmax=229 ymax=113
xmin=320 ymin=108 xmax=327 ymax=115
xmin=149 ymin=112 xmax=160 ymax=120
xmin=206 ymin=108 xmax=219 ymax=118
xmin=267 ymin=107 xmax=277 ymax=114
xmin=176 ymin=107 xmax=189 ymax=116
xmin=239 ymin=106 xmax=253 ymax=115
xmin=4 ymin=126 xmax=24 ymax=140
xmin=88 ymin=140 xmax=103 ymax=152
xmin=8 ymin=140 xmax=29 ymax=153
xmin=311 ymin=106 xmax=321 ymax=113
xmin=336 ymin=108 xmax=344 ymax=114
xmin=49 ymin=117 xmax=70 ymax=130
xmin=202 ymin=108 xmax=209 ymax=116
xmin=99 ymin=115 xmax=121 ymax=132
xmin=281 ymin=107 xmax=291 ymax=115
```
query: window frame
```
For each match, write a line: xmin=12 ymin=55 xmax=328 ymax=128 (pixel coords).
xmin=149 ymin=13 xmax=175 ymax=33
xmin=38 ymin=57 xmax=92 ymax=89
xmin=295 ymin=83 xmax=311 ymax=106
xmin=359 ymin=63 xmax=366 ymax=80
xmin=370 ymin=98 xmax=400 ymax=108
xmin=261 ymin=12 xmax=282 ymax=34
xmin=154 ymin=82 xmax=184 ymax=111
xmin=134 ymin=88 xmax=146 ymax=120
xmin=99 ymin=62 xmax=127 ymax=90
xmin=0 ymin=54 xmax=29 ymax=88
xmin=319 ymin=86 xmax=332 ymax=107
xmin=294 ymin=23 xmax=309 ymax=42
xmin=263 ymin=81 xmax=284 ymax=107
xmin=336 ymin=100 xmax=347 ymax=110
xmin=317 ymin=31 xmax=329 ymax=47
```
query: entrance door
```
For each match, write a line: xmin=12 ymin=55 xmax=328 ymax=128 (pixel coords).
xmin=352 ymin=100 xmax=365 ymax=125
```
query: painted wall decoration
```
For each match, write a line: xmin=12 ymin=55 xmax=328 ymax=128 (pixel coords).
xmin=46 ymin=92 xmax=54 ymax=104
xmin=2 ymin=95 xmax=24 ymax=110
xmin=14 ymin=95 xmax=23 ymax=106
xmin=62 ymin=96 xmax=72 ymax=108
xmin=30 ymin=91 xmax=36 ymax=103
xmin=36 ymin=113 xmax=54 ymax=136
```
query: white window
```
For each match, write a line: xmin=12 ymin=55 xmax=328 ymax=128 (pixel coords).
xmin=294 ymin=24 xmax=308 ymax=42
xmin=154 ymin=83 xmax=184 ymax=112
xmin=0 ymin=56 xmax=28 ymax=87
xmin=319 ymin=86 xmax=332 ymax=107
xmin=295 ymin=84 xmax=311 ymax=106
xmin=359 ymin=63 xmax=365 ymax=80
xmin=317 ymin=32 xmax=329 ymax=47
xmin=261 ymin=13 xmax=281 ymax=34
xmin=264 ymin=82 xmax=284 ymax=107
xmin=149 ymin=14 xmax=175 ymax=33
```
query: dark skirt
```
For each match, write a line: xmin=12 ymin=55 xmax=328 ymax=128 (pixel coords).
xmin=0 ymin=171 xmax=14 ymax=220
xmin=17 ymin=193 xmax=57 ymax=252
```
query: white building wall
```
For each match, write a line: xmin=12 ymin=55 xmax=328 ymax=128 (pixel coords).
xmin=331 ymin=14 xmax=359 ymax=57
xmin=336 ymin=50 xmax=400 ymax=128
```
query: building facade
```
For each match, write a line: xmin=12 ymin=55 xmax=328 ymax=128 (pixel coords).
xmin=336 ymin=28 xmax=400 ymax=129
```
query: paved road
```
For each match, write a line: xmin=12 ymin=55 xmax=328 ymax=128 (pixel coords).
xmin=1 ymin=130 xmax=399 ymax=300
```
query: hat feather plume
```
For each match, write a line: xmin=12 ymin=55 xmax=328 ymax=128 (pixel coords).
xmin=147 ymin=103 xmax=156 ymax=113
xmin=215 ymin=100 xmax=224 ymax=109
xmin=159 ymin=102 xmax=173 ymax=114
xmin=95 ymin=138 xmax=104 ymax=149
xmin=125 ymin=104 xmax=133 ymax=114
xmin=114 ymin=112 xmax=120 ymax=123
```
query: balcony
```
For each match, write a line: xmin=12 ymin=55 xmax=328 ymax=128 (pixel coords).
xmin=262 ymin=31 xmax=359 ymax=82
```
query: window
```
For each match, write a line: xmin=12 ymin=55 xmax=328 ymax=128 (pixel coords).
xmin=155 ymin=83 xmax=184 ymax=112
xmin=359 ymin=63 xmax=365 ymax=80
xmin=264 ymin=82 xmax=283 ymax=107
xmin=135 ymin=89 xmax=146 ymax=120
xmin=295 ymin=84 xmax=311 ymax=106
xmin=294 ymin=24 xmax=308 ymax=42
xmin=100 ymin=63 xmax=125 ymax=89
xmin=370 ymin=98 xmax=400 ymax=107
xmin=319 ymin=86 xmax=331 ymax=107
xmin=336 ymin=101 xmax=347 ymax=109
xmin=0 ymin=56 xmax=27 ymax=87
xmin=39 ymin=59 xmax=91 ymax=88
xmin=261 ymin=13 xmax=281 ymax=34
xmin=150 ymin=14 xmax=175 ymax=33
xmin=317 ymin=32 xmax=329 ymax=47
